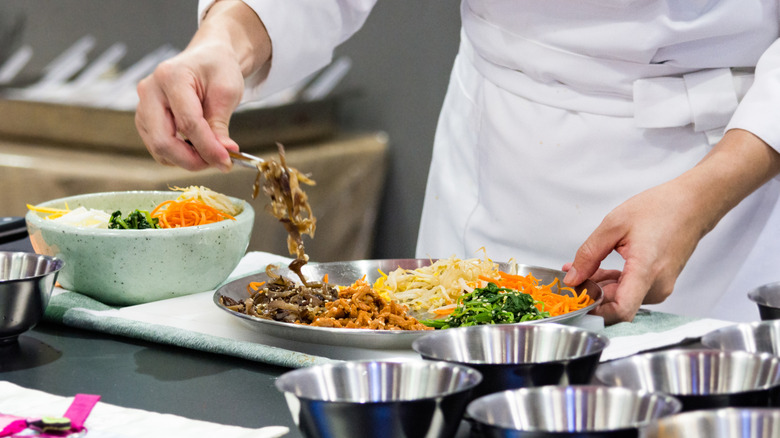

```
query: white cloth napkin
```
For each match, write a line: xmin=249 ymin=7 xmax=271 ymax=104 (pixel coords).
xmin=599 ymin=317 xmax=736 ymax=362
xmin=0 ymin=381 xmax=289 ymax=438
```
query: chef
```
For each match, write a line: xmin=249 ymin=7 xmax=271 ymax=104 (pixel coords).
xmin=135 ymin=0 xmax=780 ymax=325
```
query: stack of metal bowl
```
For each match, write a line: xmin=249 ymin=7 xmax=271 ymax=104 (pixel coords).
xmin=274 ymin=360 xmax=482 ymax=438
xmin=595 ymin=349 xmax=780 ymax=411
xmin=0 ymin=251 xmax=63 ymax=344
xmin=467 ymin=385 xmax=681 ymax=438
xmin=411 ymin=324 xmax=609 ymax=400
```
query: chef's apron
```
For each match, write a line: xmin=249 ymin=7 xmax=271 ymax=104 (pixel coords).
xmin=416 ymin=0 xmax=780 ymax=321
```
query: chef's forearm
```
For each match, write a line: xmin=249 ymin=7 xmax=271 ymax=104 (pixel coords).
xmin=679 ymin=128 xmax=780 ymax=235
xmin=194 ymin=0 xmax=272 ymax=79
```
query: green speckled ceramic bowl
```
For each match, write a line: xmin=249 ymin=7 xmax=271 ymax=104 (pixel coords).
xmin=25 ymin=191 xmax=254 ymax=306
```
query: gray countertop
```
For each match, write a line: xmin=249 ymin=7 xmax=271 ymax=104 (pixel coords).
xmin=2 ymin=321 xmax=304 ymax=437
xmin=0 ymin=237 xmax=304 ymax=437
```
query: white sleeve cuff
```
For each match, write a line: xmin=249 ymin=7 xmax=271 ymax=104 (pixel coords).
xmin=727 ymin=38 xmax=780 ymax=152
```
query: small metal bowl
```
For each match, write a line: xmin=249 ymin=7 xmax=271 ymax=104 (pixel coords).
xmin=467 ymin=385 xmax=682 ymax=438
xmin=645 ymin=408 xmax=780 ymax=438
xmin=412 ymin=324 xmax=609 ymax=400
xmin=0 ymin=251 xmax=64 ymax=344
xmin=595 ymin=349 xmax=780 ymax=411
xmin=702 ymin=320 xmax=780 ymax=356
xmin=275 ymin=360 xmax=482 ymax=438
xmin=748 ymin=282 xmax=780 ymax=320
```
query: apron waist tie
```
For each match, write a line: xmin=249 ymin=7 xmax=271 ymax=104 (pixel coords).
xmin=461 ymin=34 xmax=754 ymax=145
xmin=634 ymin=68 xmax=754 ymax=144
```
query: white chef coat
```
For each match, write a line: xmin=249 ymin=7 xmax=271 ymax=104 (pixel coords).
xmin=199 ymin=0 xmax=780 ymax=322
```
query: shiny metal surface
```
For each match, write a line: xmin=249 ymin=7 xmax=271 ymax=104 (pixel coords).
xmin=645 ymin=408 xmax=780 ymax=438
xmin=596 ymin=349 xmax=780 ymax=411
xmin=467 ymin=385 xmax=681 ymax=437
xmin=702 ymin=320 xmax=780 ymax=356
xmin=213 ymin=260 xmax=603 ymax=350
xmin=412 ymin=324 xmax=609 ymax=400
xmin=748 ymin=282 xmax=780 ymax=320
xmin=228 ymin=150 xmax=265 ymax=169
xmin=0 ymin=251 xmax=63 ymax=344
xmin=275 ymin=360 xmax=482 ymax=438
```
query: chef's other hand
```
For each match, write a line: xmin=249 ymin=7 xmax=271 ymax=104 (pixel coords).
xmin=562 ymin=181 xmax=700 ymax=325
xmin=135 ymin=0 xmax=271 ymax=172
xmin=562 ymin=129 xmax=780 ymax=325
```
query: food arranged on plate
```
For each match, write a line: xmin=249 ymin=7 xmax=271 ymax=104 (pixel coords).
xmin=218 ymin=254 xmax=596 ymax=332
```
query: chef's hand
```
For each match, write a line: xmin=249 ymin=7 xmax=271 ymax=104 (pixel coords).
xmin=135 ymin=0 xmax=271 ymax=172
xmin=563 ymin=129 xmax=780 ymax=325
xmin=561 ymin=181 xmax=701 ymax=325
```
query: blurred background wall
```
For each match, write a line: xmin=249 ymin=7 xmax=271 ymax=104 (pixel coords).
xmin=0 ymin=0 xmax=462 ymax=259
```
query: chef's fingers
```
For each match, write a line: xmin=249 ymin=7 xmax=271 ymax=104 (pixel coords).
xmin=561 ymin=263 xmax=621 ymax=284
xmin=200 ymin=72 xmax=243 ymax=157
xmin=159 ymin=61 xmax=237 ymax=172
xmin=588 ymin=264 xmax=648 ymax=324
xmin=563 ymin=217 xmax=623 ymax=287
xmin=135 ymin=68 xmax=211 ymax=171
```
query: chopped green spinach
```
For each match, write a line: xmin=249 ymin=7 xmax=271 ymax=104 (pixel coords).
xmin=422 ymin=282 xmax=549 ymax=329
xmin=108 ymin=210 xmax=160 ymax=229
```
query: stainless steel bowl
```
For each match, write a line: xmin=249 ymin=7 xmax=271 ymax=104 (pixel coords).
xmin=467 ymin=385 xmax=682 ymax=438
xmin=748 ymin=282 xmax=780 ymax=320
xmin=275 ymin=360 xmax=482 ymax=438
xmin=0 ymin=251 xmax=64 ymax=344
xmin=595 ymin=349 xmax=780 ymax=411
xmin=702 ymin=320 xmax=780 ymax=355
xmin=412 ymin=324 xmax=609 ymax=400
xmin=645 ymin=408 xmax=780 ymax=438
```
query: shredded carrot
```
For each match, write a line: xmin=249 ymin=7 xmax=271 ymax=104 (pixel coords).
xmin=151 ymin=198 xmax=236 ymax=228
xmin=433 ymin=303 xmax=457 ymax=316
xmin=247 ymin=281 xmax=266 ymax=294
xmin=491 ymin=271 xmax=594 ymax=317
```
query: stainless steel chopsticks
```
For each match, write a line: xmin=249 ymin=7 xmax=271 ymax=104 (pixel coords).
xmin=228 ymin=150 xmax=264 ymax=169
xmin=183 ymin=137 xmax=264 ymax=169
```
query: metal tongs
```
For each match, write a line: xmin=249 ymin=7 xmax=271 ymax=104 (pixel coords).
xmin=228 ymin=150 xmax=265 ymax=169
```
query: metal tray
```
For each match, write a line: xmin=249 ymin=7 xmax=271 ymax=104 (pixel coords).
xmin=213 ymin=259 xmax=603 ymax=350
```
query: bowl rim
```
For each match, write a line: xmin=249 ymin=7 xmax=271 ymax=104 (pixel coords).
xmin=25 ymin=190 xmax=253 ymax=235
xmin=648 ymin=406 xmax=780 ymax=431
xmin=274 ymin=359 xmax=484 ymax=403
xmin=0 ymin=251 xmax=65 ymax=282
xmin=595 ymin=348 xmax=780 ymax=394
xmin=748 ymin=280 xmax=780 ymax=307
xmin=466 ymin=384 xmax=683 ymax=432
xmin=411 ymin=323 xmax=610 ymax=365
xmin=701 ymin=319 xmax=780 ymax=350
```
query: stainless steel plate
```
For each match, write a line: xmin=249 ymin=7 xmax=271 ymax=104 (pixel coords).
xmin=213 ymin=259 xmax=603 ymax=350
